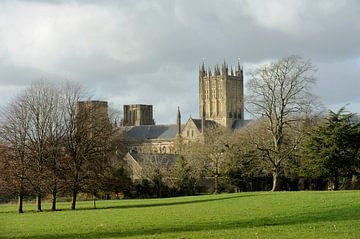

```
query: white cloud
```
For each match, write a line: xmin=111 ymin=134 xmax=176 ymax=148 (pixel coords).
xmin=243 ymin=0 xmax=351 ymax=36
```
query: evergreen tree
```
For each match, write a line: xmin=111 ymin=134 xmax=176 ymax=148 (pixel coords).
xmin=302 ymin=107 xmax=360 ymax=190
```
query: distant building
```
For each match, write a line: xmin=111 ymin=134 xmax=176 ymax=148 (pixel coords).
xmin=77 ymin=100 xmax=111 ymax=134
xmin=116 ymin=61 xmax=250 ymax=180
xmin=122 ymin=104 xmax=155 ymax=126
xmin=199 ymin=60 xmax=244 ymax=129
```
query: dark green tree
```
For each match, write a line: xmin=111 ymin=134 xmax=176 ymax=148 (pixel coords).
xmin=302 ymin=108 xmax=360 ymax=190
xmin=175 ymin=155 xmax=195 ymax=195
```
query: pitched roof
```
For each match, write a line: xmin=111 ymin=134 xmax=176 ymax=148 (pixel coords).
xmin=121 ymin=124 xmax=178 ymax=141
xmin=129 ymin=153 xmax=177 ymax=167
xmin=189 ymin=118 xmax=218 ymax=131
xmin=232 ymin=119 xmax=252 ymax=129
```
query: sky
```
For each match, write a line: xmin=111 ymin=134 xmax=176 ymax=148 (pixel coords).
xmin=0 ymin=0 xmax=360 ymax=124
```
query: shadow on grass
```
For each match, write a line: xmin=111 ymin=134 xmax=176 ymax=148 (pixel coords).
xmin=0 ymin=193 xmax=264 ymax=214
xmin=7 ymin=205 xmax=360 ymax=239
xmin=68 ymin=193 xmax=260 ymax=211
xmin=20 ymin=193 xmax=262 ymax=212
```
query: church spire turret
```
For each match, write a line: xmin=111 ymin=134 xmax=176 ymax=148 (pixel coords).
xmin=201 ymin=103 xmax=205 ymax=133
xmin=176 ymin=106 xmax=181 ymax=136
xmin=222 ymin=60 xmax=228 ymax=75
xmin=236 ymin=58 xmax=242 ymax=77
xmin=199 ymin=61 xmax=206 ymax=77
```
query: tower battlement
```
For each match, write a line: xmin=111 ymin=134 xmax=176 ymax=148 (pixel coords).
xmin=199 ymin=61 xmax=244 ymax=129
xmin=123 ymin=104 xmax=155 ymax=126
xmin=77 ymin=100 xmax=111 ymax=135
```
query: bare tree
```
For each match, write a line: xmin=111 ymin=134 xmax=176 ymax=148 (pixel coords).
xmin=0 ymin=80 xmax=122 ymax=212
xmin=21 ymin=80 xmax=65 ymax=212
xmin=0 ymin=94 xmax=32 ymax=213
xmin=181 ymin=126 xmax=234 ymax=193
xmin=247 ymin=55 xmax=316 ymax=191
xmin=61 ymin=83 xmax=113 ymax=210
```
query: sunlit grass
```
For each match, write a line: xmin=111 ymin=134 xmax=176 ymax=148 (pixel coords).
xmin=1 ymin=191 xmax=360 ymax=238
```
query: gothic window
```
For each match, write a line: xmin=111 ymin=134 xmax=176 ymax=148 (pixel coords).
xmin=187 ymin=130 xmax=189 ymax=137
xmin=191 ymin=130 xmax=194 ymax=137
xmin=229 ymin=112 xmax=232 ymax=118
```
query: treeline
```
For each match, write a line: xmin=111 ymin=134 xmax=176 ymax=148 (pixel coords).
xmin=129 ymin=56 xmax=360 ymax=195
xmin=1 ymin=56 xmax=359 ymax=213
xmin=119 ymin=107 xmax=360 ymax=199
xmin=166 ymin=109 xmax=360 ymax=195
xmin=0 ymin=81 xmax=129 ymax=213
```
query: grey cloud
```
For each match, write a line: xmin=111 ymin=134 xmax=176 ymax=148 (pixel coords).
xmin=0 ymin=0 xmax=360 ymax=123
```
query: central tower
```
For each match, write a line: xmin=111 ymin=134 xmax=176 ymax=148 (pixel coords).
xmin=123 ymin=104 xmax=155 ymax=126
xmin=199 ymin=61 xmax=244 ymax=129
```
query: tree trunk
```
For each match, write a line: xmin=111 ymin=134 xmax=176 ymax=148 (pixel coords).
xmin=271 ymin=169 xmax=279 ymax=192
xmin=213 ymin=174 xmax=219 ymax=194
xmin=18 ymin=192 xmax=24 ymax=214
xmin=51 ymin=187 xmax=57 ymax=211
xmin=213 ymin=158 xmax=219 ymax=194
xmin=328 ymin=176 xmax=339 ymax=191
xmin=37 ymin=193 xmax=42 ymax=212
xmin=93 ymin=196 xmax=97 ymax=209
xmin=333 ymin=176 xmax=339 ymax=191
xmin=351 ymin=175 xmax=358 ymax=189
xmin=71 ymin=190 xmax=77 ymax=210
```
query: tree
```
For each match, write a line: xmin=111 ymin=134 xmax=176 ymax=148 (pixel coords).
xmin=101 ymin=166 xmax=132 ymax=199
xmin=173 ymin=155 xmax=196 ymax=195
xmin=247 ymin=55 xmax=316 ymax=191
xmin=302 ymin=108 xmax=360 ymax=190
xmin=22 ymin=81 xmax=64 ymax=212
xmin=0 ymin=93 xmax=32 ymax=213
xmin=225 ymin=127 xmax=262 ymax=192
xmin=0 ymin=80 xmax=80 ymax=212
xmin=237 ymin=118 xmax=309 ymax=191
xmin=182 ymin=126 xmax=234 ymax=193
xmin=61 ymin=84 xmax=113 ymax=210
xmin=139 ymin=154 xmax=175 ymax=197
xmin=0 ymin=80 xmax=125 ymax=212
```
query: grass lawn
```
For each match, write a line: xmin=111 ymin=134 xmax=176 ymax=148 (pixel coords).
xmin=0 ymin=191 xmax=359 ymax=238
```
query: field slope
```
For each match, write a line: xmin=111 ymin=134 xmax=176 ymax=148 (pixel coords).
xmin=0 ymin=191 xmax=360 ymax=238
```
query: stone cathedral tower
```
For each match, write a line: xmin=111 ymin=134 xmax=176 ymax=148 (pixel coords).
xmin=123 ymin=104 xmax=155 ymax=126
xmin=199 ymin=61 xmax=244 ymax=129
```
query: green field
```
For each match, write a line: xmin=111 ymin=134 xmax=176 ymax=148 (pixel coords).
xmin=0 ymin=191 xmax=359 ymax=238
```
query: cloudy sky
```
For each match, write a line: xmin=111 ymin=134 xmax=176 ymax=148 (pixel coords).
xmin=0 ymin=0 xmax=360 ymax=123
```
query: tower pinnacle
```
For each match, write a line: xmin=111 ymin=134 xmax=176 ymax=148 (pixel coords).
xmin=176 ymin=106 xmax=181 ymax=136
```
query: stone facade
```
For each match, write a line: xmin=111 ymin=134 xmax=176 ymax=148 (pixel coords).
xmin=119 ymin=124 xmax=178 ymax=155
xmin=199 ymin=61 xmax=244 ymax=129
xmin=119 ymin=61 xmax=246 ymax=157
xmin=123 ymin=104 xmax=155 ymax=126
xmin=77 ymin=100 xmax=111 ymax=136
xmin=116 ymin=61 xmax=247 ymax=180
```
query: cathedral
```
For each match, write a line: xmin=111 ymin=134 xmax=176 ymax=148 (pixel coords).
xmin=79 ymin=61 xmax=249 ymax=180
xmin=117 ymin=61 xmax=249 ymax=180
